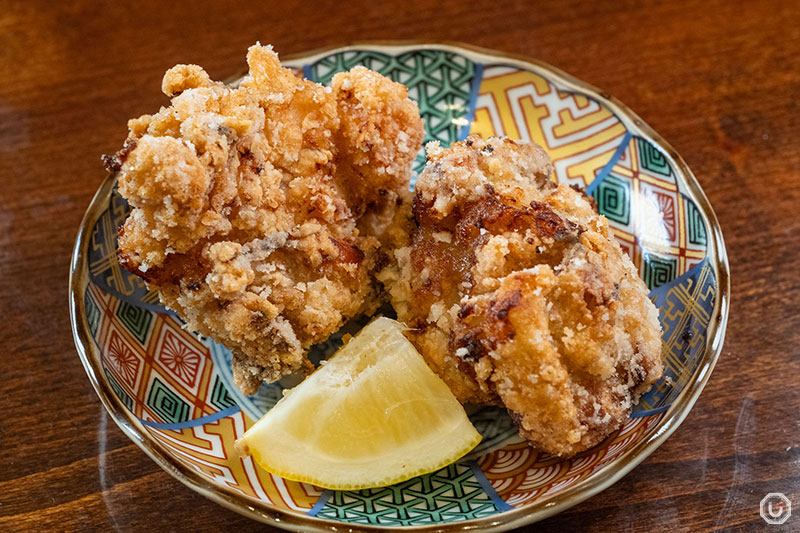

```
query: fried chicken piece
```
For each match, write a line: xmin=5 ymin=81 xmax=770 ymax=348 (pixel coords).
xmin=379 ymin=136 xmax=663 ymax=456
xmin=108 ymin=45 xmax=423 ymax=394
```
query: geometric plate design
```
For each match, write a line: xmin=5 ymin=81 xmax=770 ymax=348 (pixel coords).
xmin=313 ymin=462 xmax=506 ymax=526
xmin=105 ymin=327 xmax=143 ymax=391
xmin=592 ymin=173 xmax=631 ymax=226
xmin=209 ymin=374 xmax=237 ymax=411
xmin=144 ymin=410 xmax=324 ymax=511
xmin=115 ymin=300 xmax=152 ymax=345
xmin=85 ymin=287 xmax=101 ymax=340
xmin=470 ymin=65 xmax=628 ymax=190
xmin=72 ymin=43 xmax=727 ymax=531
xmin=588 ymin=134 xmax=707 ymax=285
xmin=636 ymin=259 xmax=717 ymax=414
xmin=146 ymin=376 xmax=192 ymax=424
xmin=477 ymin=413 xmax=665 ymax=507
xmin=154 ymin=324 xmax=206 ymax=393
xmin=104 ymin=368 xmax=134 ymax=411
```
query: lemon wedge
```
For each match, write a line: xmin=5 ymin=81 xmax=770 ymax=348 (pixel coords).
xmin=235 ymin=317 xmax=481 ymax=490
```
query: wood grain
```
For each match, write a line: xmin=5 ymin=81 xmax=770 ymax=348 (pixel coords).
xmin=1 ymin=0 xmax=798 ymax=531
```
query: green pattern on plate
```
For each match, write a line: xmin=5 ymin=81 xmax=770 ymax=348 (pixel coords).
xmin=85 ymin=287 xmax=101 ymax=339
xmin=116 ymin=300 xmax=153 ymax=345
xmin=209 ymin=374 xmax=236 ymax=410
xmin=315 ymin=462 xmax=499 ymax=526
xmin=592 ymin=173 xmax=631 ymax=226
xmin=684 ymin=196 xmax=708 ymax=246
xmin=636 ymin=137 xmax=673 ymax=177
xmin=146 ymin=377 xmax=191 ymax=423
xmin=105 ymin=369 xmax=134 ymax=410
xmin=642 ymin=252 xmax=678 ymax=290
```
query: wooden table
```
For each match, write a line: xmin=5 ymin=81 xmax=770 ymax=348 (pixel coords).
xmin=1 ymin=0 xmax=798 ymax=531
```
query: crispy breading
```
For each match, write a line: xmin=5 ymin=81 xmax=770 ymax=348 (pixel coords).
xmin=380 ymin=136 xmax=663 ymax=456
xmin=110 ymin=45 xmax=424 ymax=394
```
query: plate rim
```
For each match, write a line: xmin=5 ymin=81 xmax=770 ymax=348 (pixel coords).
xmin=69 ymin=40 xmax=730 ymax=532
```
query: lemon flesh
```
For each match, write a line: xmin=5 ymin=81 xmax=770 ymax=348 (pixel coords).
xmin=236 ymin=317 xmax=481 ymax=490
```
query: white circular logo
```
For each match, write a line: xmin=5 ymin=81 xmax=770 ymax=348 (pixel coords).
xmin=761 ymin=493 xmax=791 ymax=525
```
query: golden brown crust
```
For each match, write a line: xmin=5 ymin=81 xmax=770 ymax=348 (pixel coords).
xmin=112 ymin=45 xmax=423 ymax=394
xmin=382 ymin=136 xmax=663 ymax=456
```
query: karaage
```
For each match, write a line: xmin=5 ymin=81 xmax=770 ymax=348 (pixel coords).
xmin=379 ymin=136 xmax=663 ymax=456
xmin=107 ymin=45 xmax=424 ymax=394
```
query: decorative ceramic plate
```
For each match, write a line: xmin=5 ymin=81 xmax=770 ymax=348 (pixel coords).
xmin=70 ymin=43 xmax=730 ymax=531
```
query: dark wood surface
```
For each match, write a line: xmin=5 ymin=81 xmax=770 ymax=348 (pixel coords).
xmin=1 ymin=0 xmax=798 ymax=531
